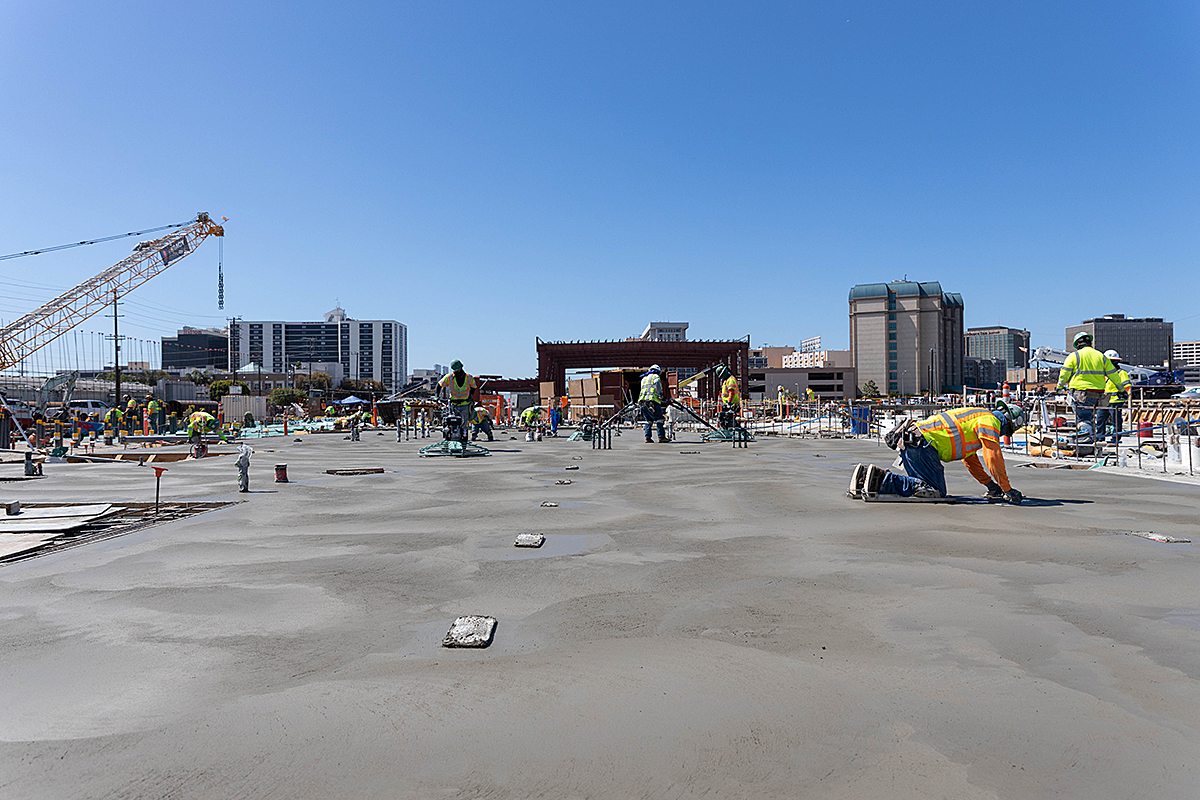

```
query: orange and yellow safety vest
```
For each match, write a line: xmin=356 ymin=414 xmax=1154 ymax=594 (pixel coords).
xmin=916 ymin=406 xmax=1003 ymax=463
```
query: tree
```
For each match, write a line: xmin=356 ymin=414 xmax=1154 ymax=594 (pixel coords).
xmin=295 ymin=371 xmax=332 ymax=391
xmin=187 ymin=370 xmax=213 ymax=386
xmin=208 ymin=380 xmax=251 ymax=402
xmin=338 ymin=379 xmax=385 ymax=394
xmin=861 ymin=380 xmax=881 ymax=399
xmin=269 ymin=388 xmax=307 ymax=407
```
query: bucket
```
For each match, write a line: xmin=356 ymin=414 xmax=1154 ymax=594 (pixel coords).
xmin=275 ymin=464 xmax=289 ymax=483
xmin=1137 ymin=424 xmax=1153 ymax=439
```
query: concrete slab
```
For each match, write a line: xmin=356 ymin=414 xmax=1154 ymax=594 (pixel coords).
xmin=442 ymin=615 xmax=497 ymax=647
xmin=0 ymin=434 xmax=1198 ymax=798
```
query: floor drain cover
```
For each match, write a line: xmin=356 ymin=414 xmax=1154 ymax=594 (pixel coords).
xmin=325 ymin=468 xmax=386 ymax=476
xmin=442 ymin=615 xmax=496 ymax=647
xmin=514 ymin=533 xmax=545 ymax=548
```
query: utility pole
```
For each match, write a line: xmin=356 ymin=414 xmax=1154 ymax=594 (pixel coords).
xmin=111 ymin=291 xmax=122 ymax=405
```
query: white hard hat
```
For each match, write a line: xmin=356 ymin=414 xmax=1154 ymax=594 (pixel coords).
xmin=649 ymin=364 xmax=661 ymax=372
xmin=1104 ymin=349 xmax=1120 ymax=361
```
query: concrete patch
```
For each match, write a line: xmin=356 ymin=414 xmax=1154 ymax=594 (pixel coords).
xmin=514 ymin=533 xmax=544 ymax=548
xmin=442 ymin=615 xmax=496 ymax=648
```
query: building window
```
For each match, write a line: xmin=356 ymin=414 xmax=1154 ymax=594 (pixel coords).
xmin=889 ymin=313 xmax=896 ymax=321
xmin=889 ymin=333 xmax=897 ymax=341
xmin=889 ymin=322 xmax=897 ymax=331
xmin=889 ymin=342 xmax=897 ymax=351
xmin=889 ymin=381 xmax=898 ymax=391
xmin=889 ymin=372 xmax=897 ymax=380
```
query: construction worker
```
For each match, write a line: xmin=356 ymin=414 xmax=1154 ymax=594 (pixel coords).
xmin=1058 ymin=331 xmax=1128 ymax=439
xmin=639 ymin=364 xmax=670 ymax=443
xmin=103 ymin=404 xmax=123 ymax=437
xmin=520 ymin=404 xmax=542 ymax=429
xmin=437 ymin=360 xmax=479 ymax=440
xmin=806 ymin=387 xmax=815 ymax=402
xmin=1095 ymin=350 xmax=1132 ymax=445
xmin=716 ymin=364 xmax=740 ymax=430
xmin=848 ymin=400 xmax=1027 ymax=504
xmin=146 ymin=395 xmax=162 ymax=434
xmin=548 ymin=401 xmax=560 ymax=437
xmin=187 ymin=410 xmax=218 ymax=448
xmin=471 ymin=405 xmax=495 ymax=442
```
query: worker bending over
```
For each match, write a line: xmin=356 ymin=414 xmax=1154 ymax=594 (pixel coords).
xmin=848 ymin=401 xmax=1027 ymax=504
xmin=437 ymin=360 xmax=479 ymax=440
xmin=1058 ymin=331 xmax=1128 ymax=439
xmin=471 ymin=405 xmax=495 ymax=442
xmin=716 ymin=364 xmax=740 ymax=430
xmin=639 ymin=364 xmax=671 ymax=443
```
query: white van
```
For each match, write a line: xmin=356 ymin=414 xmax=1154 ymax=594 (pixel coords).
xmin=65 ymin=399 xmax=112 ymax=413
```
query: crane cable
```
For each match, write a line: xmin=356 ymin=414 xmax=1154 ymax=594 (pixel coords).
xmin=0 ymin=218 xmax=196 ymax=261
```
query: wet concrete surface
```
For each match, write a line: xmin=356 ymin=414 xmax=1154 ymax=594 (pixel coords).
xmin=0 ymin=430 xmax=1198 ymax=798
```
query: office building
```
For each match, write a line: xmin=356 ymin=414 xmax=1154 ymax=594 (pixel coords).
xmin=746 ymin=367 xmax=857 ymax=401
xmin=964 ymin=357 xmax=1007 ymax=389
xmin=229 ymin=305 xmax=407 ymax=392
xmin=161 ymin=327 xmax=229 ymax=370
xmin=1173 ymin=341 xmax=1200 ymax=366
xmin=640 ymin=322 xmax=689 ymax=342
xmin=800 ymin=335 xmax=822 ymax=353
xmin=1065 ymin=315 xmax=1173 ymax=368
xmin=748 ymin=347 xmax=795 ymax=369
xmin=965 ymin=326 xmax=1030 ymax=370
xmin=849 ymin=281 xmax=964 ymax=395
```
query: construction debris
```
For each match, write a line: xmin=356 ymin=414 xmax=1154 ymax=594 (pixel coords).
xmin=514 ymin=533 xmax=544 ymax=548
xmin=442 ymin=615 xmax=496 ymax=648
xmin=1127 ymin=531 xmax=1191 ymax=544
xmin=565 ymin=465 xmax=578 ymax=470
xmin=325 ymin=468 xmax=385 ymax=476
xmin=540 ymin=501 xmax=558 ymax=507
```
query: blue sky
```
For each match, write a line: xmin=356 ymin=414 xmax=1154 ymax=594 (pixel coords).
xmin=2 ymin=1 xmax=1198 ymax=376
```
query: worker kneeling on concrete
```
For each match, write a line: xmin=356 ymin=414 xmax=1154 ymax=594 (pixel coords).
xmin=848 ymin=401 xmax=1026 ymax=504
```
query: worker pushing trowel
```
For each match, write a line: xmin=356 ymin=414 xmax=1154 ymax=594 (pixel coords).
xmin=848 ymin=400 xmax=1026 ymax=504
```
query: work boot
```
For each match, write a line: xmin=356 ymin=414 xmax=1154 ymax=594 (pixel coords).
xmin=645 ymin=436 xmax=653 ymax=443
xmin=864 ymin=464 xmax=886 ymax=496
xmin=847 ymin=463 xmax=867 ymax=498
xmin=658 ymin=437 xmax=669 ymax=443
xmin=911 ymin=480 xmax=940 ymax=499
xmin=884 ymin=419 xmax=912 ymax=450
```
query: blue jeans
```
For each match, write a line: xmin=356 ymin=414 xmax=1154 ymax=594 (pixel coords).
xmin=1071 ymin=390 xmax=1103 ymax=436
xmin=1095 ymin=405 xmax=1123 ymax=444
xmin=642 ymin=402 xmax=665 ymax=439
xmin=878 ymin=440 xmax=948 ymax=497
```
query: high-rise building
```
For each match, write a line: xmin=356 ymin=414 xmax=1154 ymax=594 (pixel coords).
xmin=849 ymin=281 xmax=964 ymax=395
xmin=1065 ymin=315 xmax=1173 ymax=368
xmin=781 ymin=349 xmax=852 ymax=369
xmin=161 ymin=327 xmax=229 ymax=370
xmin=965 ymin=326 xmax=1030 ymax=370
xmin=229 ymin=306 xmax=407 ymax=392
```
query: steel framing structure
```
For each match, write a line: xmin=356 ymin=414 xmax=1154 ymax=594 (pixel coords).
xmin=536 ymin=337 xmax=750 ymax=400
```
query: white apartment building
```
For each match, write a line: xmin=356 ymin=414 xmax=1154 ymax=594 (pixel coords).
xmin=229 ymin=306 xmax=408 ymax=392
xmin=782 ymin=349 xmax=852 ymax=369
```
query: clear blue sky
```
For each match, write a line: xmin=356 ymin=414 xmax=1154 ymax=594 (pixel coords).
xmin=2 ymin=1 xmax=1198 ymax=376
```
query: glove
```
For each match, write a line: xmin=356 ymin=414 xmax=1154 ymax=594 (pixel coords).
xmin=1002 ymin=489 xmax=1023 ymax=505
xmin=984 ymin=481 xmax=1003 ymax=499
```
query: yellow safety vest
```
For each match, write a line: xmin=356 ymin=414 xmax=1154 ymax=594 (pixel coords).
xmin=1105 ymin=369 xmax=1131 ymax=405
xmin=188 ymin=412 xmax=216 ymax=431
xmin=639 ymin=373 xmax=664 ymax=403
xmin=916 ymin=407 xmax=1003 ymax=463
xmin=439 ymin=372 xmax=476 ymax=402
xmin=720 ymin=376 xmax=741 ymax=405
xmin=1059 ymin=347 xmax=1126 ymax=392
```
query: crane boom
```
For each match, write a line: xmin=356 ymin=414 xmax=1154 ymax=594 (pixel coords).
xmin=0 ymin=213 xmax=224 ymax=372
